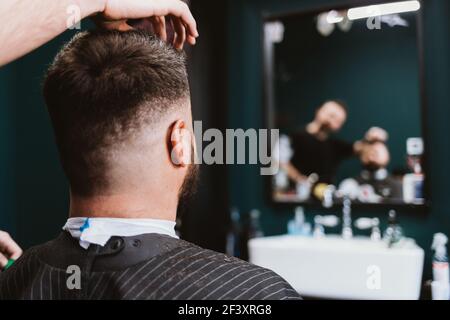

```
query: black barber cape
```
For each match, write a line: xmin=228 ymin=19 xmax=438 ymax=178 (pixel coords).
xmin=0 ymin=232 xmax=300 ymax=300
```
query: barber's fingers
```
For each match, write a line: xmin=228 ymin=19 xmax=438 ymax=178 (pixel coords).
xmin=96 ymin=19 xmax=134 ymax=31
xmin=103 ymin=0 xmax=199 ymax=40
xmin=0 ymin=231 xmax=23 ymax=260
xmin=0 ymin=253 xmax=7 ymax=269
xmin=187 ymin=34 xmax=197 ymax=46
xmin=171 ymin=16 xmax=187 ymax=50
xmin=149 ymin=0 xmax=198 ymax=39
xmin=150 ymin=16 xmax=167 ymax=42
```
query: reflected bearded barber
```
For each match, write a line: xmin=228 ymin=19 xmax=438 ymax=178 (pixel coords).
xmin=281 ymin=100 xmax=389 ymax=185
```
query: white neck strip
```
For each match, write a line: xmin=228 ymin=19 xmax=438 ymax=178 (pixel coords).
xmin=63 ymin=217 xmax=178 ymax=249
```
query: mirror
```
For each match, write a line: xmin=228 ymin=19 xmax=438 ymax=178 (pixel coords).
xmin=264 ymin=1 xmax=426 ymax=208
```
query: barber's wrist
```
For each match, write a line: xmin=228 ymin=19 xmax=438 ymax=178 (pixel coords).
xmin=77 ymin=0 xmax=107 ymax=18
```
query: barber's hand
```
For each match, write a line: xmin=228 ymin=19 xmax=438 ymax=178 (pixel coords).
xmin=97 ymin=0 xmax=198 ymax=50
xmin=365 ymin=127 xmax=388 ymax=143
xmin=0 ymin=231 xmax=22 ymax=269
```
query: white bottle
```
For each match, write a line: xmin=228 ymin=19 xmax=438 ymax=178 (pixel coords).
xmin=287 ymin=207 xmax=311 ymax=236
xmin=403 ymin=137 xmax=424 ymax=204
xmin=431 ymin=233 xmax=450 ymax=300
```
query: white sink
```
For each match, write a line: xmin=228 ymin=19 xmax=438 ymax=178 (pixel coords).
xmin=248 ymin=235 xmax=424 ymax=300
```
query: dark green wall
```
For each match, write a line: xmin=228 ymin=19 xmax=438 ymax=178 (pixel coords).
xmin=0 ymin=29 xmax=81 ymax=248
xmin=275 ymin=13 xmax=421 ymax=180
xmin=0 ymin=65 xmax=15 ymax=234
xmin=228 ymin=0 xmax=449 ymax=280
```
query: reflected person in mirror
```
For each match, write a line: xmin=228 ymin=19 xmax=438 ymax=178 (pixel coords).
xmin=282 ymin=100 xmax=388 ymax=185
xmin=354 ymin=141 xmax=402 ymax=202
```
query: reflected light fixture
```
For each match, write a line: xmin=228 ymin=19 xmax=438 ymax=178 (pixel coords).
xmin=326 ymin=10 xmax=344 ymax=24
xmin=347 ymin=1 xmax=421 ymax=20
xmin=265 ymin=21 xmax=285 ymax=43
xmin=317 ymin=12 xmax=335 ymax=36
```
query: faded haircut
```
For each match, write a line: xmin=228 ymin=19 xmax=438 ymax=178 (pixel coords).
xmin=43 ymin=30 xmax=190 ymax=196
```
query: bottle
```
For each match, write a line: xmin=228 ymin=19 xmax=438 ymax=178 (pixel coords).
xmin=403 ymin=138 xmax=424 ymax=204
xmin=226 ymin=208 xmax=241 ymax=257
xmin=383 ymin=210 xmax=403 ymax=247
xmin=341 ymin=198 xmax=353 ymax=240
xmin=313 ymin=183 xmax=335 ymax=208
xmin=287 ymin=207 xmax=311 ymax=236
xmin=241 ymin=209 xmax=264 ymax=262
xmin=431 ymin=233 xmax=449 ymax=300
xmin=248 ymin=209 xmax=264 ymax=239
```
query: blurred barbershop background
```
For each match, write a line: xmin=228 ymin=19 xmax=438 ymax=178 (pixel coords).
xmin=1 ymin=0 xmax=450 ymax=299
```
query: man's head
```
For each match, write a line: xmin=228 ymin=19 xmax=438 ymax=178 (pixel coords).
xmin=360 ymin=141 xmax=390 ymax=170
xmin=314 ymin=100 xmax=348 ymax=133
xmin=43 ymin=30 xmax=198 ymax=210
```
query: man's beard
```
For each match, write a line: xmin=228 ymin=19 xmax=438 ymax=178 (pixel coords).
xmin=364 ymin=163 xmax=382 ymax=172
xmin=319 ymin=122 xmax=334 ymax=134
xmin=177 ymin=159 xmax=200 ymax=217
xmin=179 ymin=163 xmax=200 ymax=203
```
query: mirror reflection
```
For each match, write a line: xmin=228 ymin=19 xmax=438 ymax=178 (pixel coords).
xmin=267 ymin=4 xmax=425 ymax=206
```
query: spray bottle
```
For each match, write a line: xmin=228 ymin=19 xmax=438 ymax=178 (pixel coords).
xmin=226 ymin=208 xmax=241 ymax=257
xmin=431 ymin=233 xmax=449 ymax=300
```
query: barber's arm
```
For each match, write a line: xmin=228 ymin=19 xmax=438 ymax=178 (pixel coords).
xmin=0 ymin=0 xmax=198 ymax=67
xmin=281 ymin=162 xmax=308 ymax=183
xmin=0 ymin=231 xmax=22 ymax=270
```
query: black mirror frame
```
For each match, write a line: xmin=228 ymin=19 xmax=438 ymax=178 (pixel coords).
xmin=261 ymin=0 xmax=430 ymax=214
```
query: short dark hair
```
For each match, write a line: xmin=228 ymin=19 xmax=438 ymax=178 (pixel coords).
xmin=43 ymin=30 xmax=190 ymax=196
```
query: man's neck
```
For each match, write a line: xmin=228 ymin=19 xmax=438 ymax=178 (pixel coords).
xmin=69 ymin=192 xmax=177 ymax=221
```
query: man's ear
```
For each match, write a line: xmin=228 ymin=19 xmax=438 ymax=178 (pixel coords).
xmin=170 ymin=120 xmax=192 ymax=167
